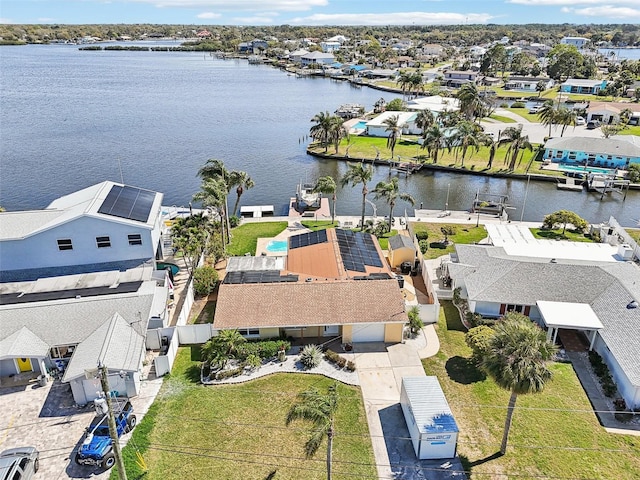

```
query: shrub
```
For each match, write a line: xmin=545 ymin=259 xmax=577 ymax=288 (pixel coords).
xmin=193 ymin=265 xmax=219 ymax=296
xmin=465 ymin=325 xmax=496 ymax=361
xmin=418 ymin=239 xmax=429 ymax=254
xmin=415 ymin=231 xmax=429 ymax=241
xmin=406 ymin=306 xmax=424 ymax=336
xmin=466 ymin=312 xmax=485 ymax=328
xmin=300 ymin=344 xmax=322 ymax=369
xmin=500 ymin=102 xmax=509 ymax=108
xmin=336 ymin=356 xmax=347 ymax=368
xmin=511 ymin=101 xmax=525 ymax=108
xmin=346 ymin=361 xmax=356 ymax=371
xmin=229 ymin=215 xmax=240 ymax=228
xmin=237 ymin=339 xmax=291 ymax=360
xmin=215 ymin=367 xmax=243 ymax=380
xmin=243 ymin=354 xmax=262 ymax=370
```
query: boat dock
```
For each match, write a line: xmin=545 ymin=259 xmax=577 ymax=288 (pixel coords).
xmin=557 ymin=177 xmax=584 ymax=191
xmin=390 ymin=161 xmax=423 ymax=176
xmin=240 ymin=205 xmax=274 ymax=218
xmin=288 ymin=197 xmax=330 ymax=218
xmin=587 ymin=174 xmax=631 ymax=200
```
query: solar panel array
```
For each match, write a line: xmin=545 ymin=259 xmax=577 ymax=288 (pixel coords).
xmin=288 ymin=229 xmax=328 ymax=249
xmin=353 ymin=273 xmax=392 ymax=281
xmin=335 ymin=229 xmax=384 ymax=272
xmin=98 ymin=185 xmax=156 ymax=223
xmin=223 ymin=270 xmax=299 ymax=285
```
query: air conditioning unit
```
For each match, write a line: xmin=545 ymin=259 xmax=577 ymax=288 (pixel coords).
xmin=618 ymin=244 xmax=633 ymax=261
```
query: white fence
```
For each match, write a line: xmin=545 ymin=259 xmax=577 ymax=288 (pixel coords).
xmin=174 ymin=277 xmax=195 ymax=326
xmin=607 ymin=216 xmax=640 ymax=262
xmin=154 ymin=329 xmax=180 ymax=377
xmin=177 ymin=324 xmax=217 ymax=344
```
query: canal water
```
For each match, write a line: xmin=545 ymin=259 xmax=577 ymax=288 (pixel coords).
xmin=1 ymin=44 xmax=638 ymax=226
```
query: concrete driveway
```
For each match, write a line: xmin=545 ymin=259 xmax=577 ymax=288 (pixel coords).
xmin=355 ymin=333 xmax=465 ymax=480
xmin=0 ymin=373 xmax=162 ymax=480
xmin=481 ymin=114 xmax=605 ymax=144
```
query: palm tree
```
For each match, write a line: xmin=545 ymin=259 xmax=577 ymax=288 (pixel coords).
xmin=481 ymin=313 xmax=556 ymax=454
xmin=484 ymin=130 xmax=501 ymax=169
xmin=415 ymin=109 xmax=435 ymax=134
xmin=286 ymin=383 xmax=339 ymax=480
xmin=500 ymin=125 xmax=533 ymax=171
xmin=421 ymin=124 xmax=445 ymax=164
xmin=341 ymin=162 xmax=373 ymax=231
xmin=537 ymin=100 xmax=557 ymax=137
xmin=396 ymin=71 xmax=413 ymax=99
xmin=310 ymin=111 xmax=335 ymax=152
xmin=328 ymin=116 xmax=346 ymax=154
xmin=193 ymin=177 xmax=229 ymax=250
xmin=457 ymin=83 xmax=483 ymax=121
xmin=372 ymin=177 xmax=415 ymax=232
xmin=556 ymin=107 xmax=577 ymax=137
xmin=201 ymin=329 xmax=247 ymax=369
xmin=535 ymin=80 xmax=547 ymax=98
xmin=409 ymin=71 xmax=425 ymax=99
xmin=198 ymin=158 xmax=233 ymax=242
xmin=229 ymin=171 xmax=255 ymax=217
xmin=383 ymin=114 xmax=404 ymax=159
xmin=453 ymin=121 xmax=482 ymax=167
xmin=314 ymin=176 xmax=337 ymax=224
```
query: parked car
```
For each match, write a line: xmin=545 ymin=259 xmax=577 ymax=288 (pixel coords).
xmin=0 ymin=447 xmax=39 ymax=480
xmin=575 ymin=116 xmax=586 ymax=125
xmin=586 ymin=120 xmax=601 ymax=129
xmin=75 ymin=398 xmax=136 ymax=470
xmin=528 ymin=105 xmax=543 ymax=114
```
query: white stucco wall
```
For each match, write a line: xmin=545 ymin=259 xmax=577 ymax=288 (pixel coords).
xmin=594 ymin=335 xmax=640 ymax=409
xmin=1 ymin=216 xmax=155 ymax=271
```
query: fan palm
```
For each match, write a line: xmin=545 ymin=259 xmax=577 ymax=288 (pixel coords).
xmin=372 ymin=177 xmax=415 ymax=232
xmin=457 ymin=83 xmax=484 ymax=121
xmin=421 ymin=124 xmax=445 ymax=164
xmin=314 ymin=176 xmax=337 ymax=224
xmin=229 ymin=171 xmax=255 ymax=217
xmin=537 ymin=100 xmax=557 ymax=137
xmin=556 ymin=107 xmax=577 ymax=137
xmin=481 ymin=313 xmax=556 ymax=454
xmin=341 ymin=162 xmax=373 ymax=231
xmin=193 ymin=177 xmax=229 ymax=250
xmin=500 ymin=125 xmax=533 ymax=171
xmin=383 ymin=114 xmax=404 ymax=159
xmin=286 ymin=383 xmax=339 ymax=480
xmin=415 ymin=109 xmax=435 ymax=134
xmin=201 ymin=329 xmax=247 ymax=369
xmin=310 ymin=111 xmax=335 ymax=152
xmin=453 ymin=121 xmax=482 ymax=167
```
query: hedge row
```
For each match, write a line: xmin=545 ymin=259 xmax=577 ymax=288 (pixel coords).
xmin=325 ymin=349 xmax=356 ymax=371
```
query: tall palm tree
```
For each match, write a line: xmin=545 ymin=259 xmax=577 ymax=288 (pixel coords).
xmin=484 ymin=130 xmax=501 ymax=169
xmin=310 ymin=111 xmax=335 ymax=152
xmin=537 ymin=100 xmax=557 ymax=137
xmin=383 ymin=114 xmax=404 ymax=159
xmin=415 ymin=109 xmax=435 ymax=134
xmin=535 ymin=80 xmax=547 ymax=98
xmin=421 ymin=124 xmax=445 ymax=164
xmin=500 ymin=125 xmax=533 ymax=171
xmin=457 ymin=83 xmax=484 ymax=121
xmin=198 ymin=158 xmax=233 ymax=241
xmin=409 ymin=71 xmax=425 ymax=99
xmin=453 ymin=121 xmax=482 ymax=167
xmin=341 ymin=162 xmax=373 ymax=231
xmin=328 ymin=116 xmax=346 ymax=154
xmin=314 ymin=176 xmax=337 ymax=224
xmin=481 ymin=313 xmax=556 ymax=454
xmin=229 ymin=171 xmax=255 ymax=217
xmin=556 ymin=107 xmax=577 ymax=137
xmin=396 ymin=71 xmax=413 ymax=99
xmin=372 ymin=177 xmax=415 ymax=232
xmin=193 ymin=177 xmax=229 ymax=249
xmin=286 ymin=383 xmax=339 ymax=480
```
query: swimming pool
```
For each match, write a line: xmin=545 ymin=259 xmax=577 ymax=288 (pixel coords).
xmin=352 ymin=121 xmax=368 ymax=130
xmin=266 ymin=240 xmax=288 ymax=253
xmin=559 ymin=164 xmax=613 ymax=175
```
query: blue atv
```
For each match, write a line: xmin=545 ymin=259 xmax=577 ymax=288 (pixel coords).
xmin=75 ymin=398 xmax=136 ymax=469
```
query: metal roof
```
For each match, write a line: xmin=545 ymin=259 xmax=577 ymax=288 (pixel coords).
xmin=402 ymin=377 xmax=459 ymax=434
xmin=537 ymin=301 xmax=604 ymax=330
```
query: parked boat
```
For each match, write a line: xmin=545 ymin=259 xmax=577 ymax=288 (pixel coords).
xmin=294 ymin=182 xmax=321 ymax=212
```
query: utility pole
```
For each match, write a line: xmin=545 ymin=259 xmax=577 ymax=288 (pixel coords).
xmin=99 ymin=363 xmax=128 ymax=480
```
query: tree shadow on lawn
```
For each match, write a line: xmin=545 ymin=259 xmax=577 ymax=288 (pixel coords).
xmin=445 ymin=356 xmax=486 ymax=384
xmin=183 ymin=363 xmax=202 ymax=384
xmin=459 ymin=451 xmax=504 ymax=476
xmin=441 ymin=301 xmax=466 ymax=332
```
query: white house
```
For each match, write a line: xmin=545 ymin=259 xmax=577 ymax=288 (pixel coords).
xmin=288 ymin=49 xmax=309 ymax=64
xmin=560 ymin=37 xmax=589 ymax=48
xmin=504 ymin=76 xmax=554 ymax=92
xmin=320 ymin=41 xmax=341 ymax=53
xmin=443 ymin=225 xmax=640 ymax=410
xmin=0 ymin=269 xmax=171 ymax=405
xmin=365 ymin=111 xmax=419 ymax=137
xmin=300 ymin=51 xmax=335 ymax=67
xmin=0 ymin=181 xmax=165 ymax=282
xmin=406 ymin=95 xmax=461 ymax=114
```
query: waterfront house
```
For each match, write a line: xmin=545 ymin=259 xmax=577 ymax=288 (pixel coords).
xmin=365 ymin=111 xmax=420 ymax=137
xmin=543 ymin=136 xmax=640 ymax=168
xmin=444 ymin=70 xmax=478 ymax=88
xmin=405 ymin=95 xmax=461 ymax=114
xmin=214 ymin=229 xmax=407 ymax=344
xmin=300 ymin=51 xmax=335 ymax=67
xmin=560 ymin=36 xmax=589 ymax=48
xmin=442 ymin=225 xmax=640 ymax=409
xmin=0 ymin=181 xmax=165 ymax=283
xmin=504 ymin=76 xmax=554 ymax=92
xmin=320 ymin=41 xmax=341 ymax=53
xmin=288 ymin=49 xmax=309 ymax=64
xmin=561 ymin=78 xmax=607 ymax=95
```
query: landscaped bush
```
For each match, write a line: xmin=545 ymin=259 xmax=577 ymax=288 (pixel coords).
xmin=500 ymin=102 xmax=509 ymax=108
xmin=465 ymin=325 xmax=495 ymax=361
xmin=588 ymin=350 xmax=618 ymax=397
xmin=237 ymin=339 xmax=290 ymax=360
xmin=300 ymin=344 xmax=322 ymax=369
xmin=193 ymin=265 xmax=219 ymax=296
xmin=228 ymin=215 xmax=240 ymax=228
xmin=346 ymin=361 xmax=356 ymax=371
xmin=512 ymin=101 xmax=526 ymax=108
xmin=415 ymin=231 xmax=429 ymax=241
xmin=406 ymin=305 xmax=424 ymax=336
xmin=215 ymin=367 xmax=243 ymax=380
xmin=419 ymin=239 xmax=429 ymax=254
xmin=324 ymin=349 xmax=355 ymax=370
xmin=466 ymin=311 xmax=485 ymax=328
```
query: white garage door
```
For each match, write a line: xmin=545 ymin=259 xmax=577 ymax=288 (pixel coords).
xmin=351 ymin=323 xmax=386 ymax=343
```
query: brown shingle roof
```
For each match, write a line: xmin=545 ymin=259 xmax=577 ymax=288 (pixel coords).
xmin=214 ymin=279 xmax=407 ymax=329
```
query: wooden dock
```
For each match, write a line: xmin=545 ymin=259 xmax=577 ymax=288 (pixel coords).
xmin=557 ymin=177 xmax=584 ymax=191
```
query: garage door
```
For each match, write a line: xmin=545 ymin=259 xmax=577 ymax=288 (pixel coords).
xmin=351 ymin=323 xmax=386 ymax=343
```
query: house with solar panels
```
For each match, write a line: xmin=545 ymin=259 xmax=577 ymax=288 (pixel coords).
xmin=0 ymin=181 xmax=165 ymax=282
xmin=214 ymin=229 xmax=408 ymax=344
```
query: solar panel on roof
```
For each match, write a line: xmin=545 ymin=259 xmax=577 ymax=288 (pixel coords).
xmin=335 ymin=228 xmax=384 ymax=272
xmin=98 ymin=185 xmax=156 ymax=223
xmin=289 ymin=229 xmax=328 ymax=249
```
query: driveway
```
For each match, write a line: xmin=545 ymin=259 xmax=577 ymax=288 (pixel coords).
xmin=354 ymin=333 xmax=465 ymax=480
xmin=0 ymin=372 xmax=162 ymax=479
xmin=481 ymin=117 xmax=605 ymax=144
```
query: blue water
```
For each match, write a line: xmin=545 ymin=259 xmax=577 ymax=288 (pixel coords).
xmin=560 ymin=165 xmax=612 ymax=175
xmin=353 ymin=121 xmax=368 ymax=129
xmin=156 ymin=262 xmax=180 ymax=276
xmin=1 ymin=44 xmax=638 ymax=226
xmin=598 ymin=48 xmax=640 ymax=61
xmin=266 ymin=240 xmax=288 ymax=253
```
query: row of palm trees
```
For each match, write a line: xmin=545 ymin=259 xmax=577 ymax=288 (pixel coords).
xmin=310 ymin=111 xmax=347 ymax=154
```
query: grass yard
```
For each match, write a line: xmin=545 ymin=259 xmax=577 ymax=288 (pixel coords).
xmin=531 ymin=227 xmax=596 ymax=242
xmin=504 ymin=108 xmax=540 ymax=123
xmin=487 ymin=114 xmax=517 ymax=123
xmin=116 ymin=348 xmax=376 ymax=480
xmin=423 ymin=302 xmax=640 ymax=480
xmin=619 ymin=125 xmax=640 ymax=136
xmin=301 ymin=220 xmax=339 ymax=231
xmin=411 ymin=223 xmax=487 ymax=259
xmin=227 ymin=221 xmax=288 ymax=256
xmin=376 ymin=229 xmax=398 ymax=250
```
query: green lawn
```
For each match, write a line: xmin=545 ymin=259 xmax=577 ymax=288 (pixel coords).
xmin=116 ymin=348 xmax=376 ymax=480
xmin=376 ymin=229 xmax=398 ymax=250
xmin=423 ymin=303 xmax=640 ymax=480
xmin=301 ymin=220 xmax=338 ymax=231
xmin=619 ymin=125 xmax=640 ymax=136
xmin=488 ymin=114 xmax=516 ymax=123
xmin=504 ymin=108 xmax=540 ymax=123
xmin=531 ymin=228 xmax=596 ymax=243
xmin=227 ymin=221 xmax=288 ymax=256
xmin=411 ymin=223 xmax=487 ymax=259
xmin=626 ymin=228 xmax=640 ymax=242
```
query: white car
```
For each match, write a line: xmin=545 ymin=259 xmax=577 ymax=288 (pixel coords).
xmin=576 ymin=117 xmax=586 ymax=126
xmin=528 ymin=105 xmax=543 ymax=114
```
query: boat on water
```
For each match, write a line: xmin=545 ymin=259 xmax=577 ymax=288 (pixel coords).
xmin=294 ymin=182 xmax=322 ymax=212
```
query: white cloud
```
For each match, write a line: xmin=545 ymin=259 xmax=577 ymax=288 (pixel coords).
xmin=508 ymin=0 xmax=637 ymax=5
xmin=197 ymin=12 xmax=222 ymax=19
xmin=290 ymin=12 xmax=494 ymax=25
xmin=233 ymin=15 xmax=277 ymax=23
xmin=562 ymin=5 xmax=640 ymax=18
xmin=139 ymin=0 xmax=326 ymax=11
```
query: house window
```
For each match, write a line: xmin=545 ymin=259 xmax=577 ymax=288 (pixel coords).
xmin=96 ymin=236 xmax=111 ymax=248
xmin=57 ymin=239 xmax=73 ymax=251
xmin=238 ymin=328 xmax=260 ymax=337
xmin=50 ymin=345 xmax=75 ymax=359
xmin=506 ymin=304 xmax=524 ymax=313
xmin=128 ymin=234 xmax=142 ymax=246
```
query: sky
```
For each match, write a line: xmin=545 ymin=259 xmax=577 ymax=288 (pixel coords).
xmin=1 ymin=0 xmax=640 ymax=26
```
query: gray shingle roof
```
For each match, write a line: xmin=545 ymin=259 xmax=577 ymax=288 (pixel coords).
xmin=0 ymin=326 xmax=50 ymax=358
xmin=388 ymin=235 xmax=416 ymax=251
xmin=543 ymin=136 xmax=640 ymax=157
